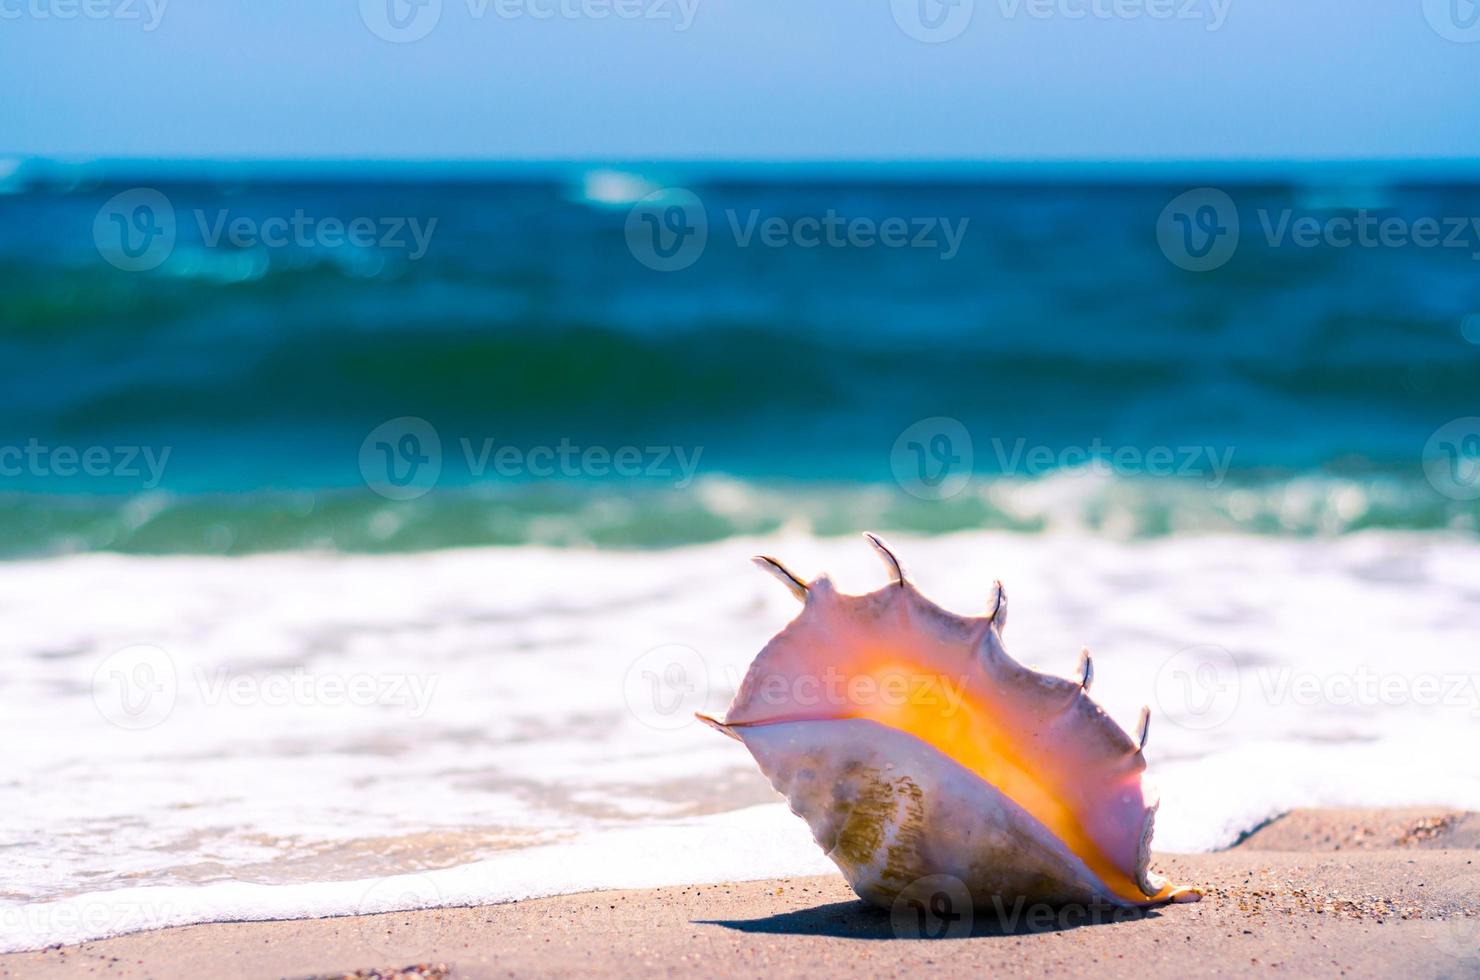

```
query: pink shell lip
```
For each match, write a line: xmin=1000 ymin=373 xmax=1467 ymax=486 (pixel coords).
xmin=703 ymin=533 xmax=1203 ymax=908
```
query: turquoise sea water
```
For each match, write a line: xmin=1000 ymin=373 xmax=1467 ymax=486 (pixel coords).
xmin=2 ymin=163 xmax=1479 ymax=553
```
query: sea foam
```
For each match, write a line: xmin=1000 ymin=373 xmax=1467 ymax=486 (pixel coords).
xmin=4 ymin=530 xmax=1479 ymax=950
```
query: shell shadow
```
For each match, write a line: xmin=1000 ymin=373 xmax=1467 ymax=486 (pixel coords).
xmin=698 ymin=899 xmax=1161 ymax=940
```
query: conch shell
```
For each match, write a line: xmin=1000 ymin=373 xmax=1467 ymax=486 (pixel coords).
xmin=700 ymin=534 xmax=1201 ymax=911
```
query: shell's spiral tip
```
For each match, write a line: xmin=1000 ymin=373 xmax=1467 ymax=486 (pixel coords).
xmin=752 ymin=556 xmax=808 ymax=602
xmin=1134 ymin=705 xmax=1152 ymax=753
xmin=1077 ymin=647 xmax=1094 ymax=691
xmin=1167 ymin=887 xmax=1204 ymax=904
xmin=862 ymin=532 xmax=907 ymax=586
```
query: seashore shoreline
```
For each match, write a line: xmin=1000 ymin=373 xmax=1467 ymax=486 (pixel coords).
xmin=2 ymin=808 xmax=1476 ymax=980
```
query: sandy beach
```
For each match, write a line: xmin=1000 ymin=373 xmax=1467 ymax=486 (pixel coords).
xmin=3 ymin=808 xmax=1475 ymax=980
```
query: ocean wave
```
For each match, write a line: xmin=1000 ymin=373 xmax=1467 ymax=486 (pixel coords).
xmin=0 ymin=470 xmax=1474 ymax=558
xmin=3 ymin=180 xmax=1479 ymax=491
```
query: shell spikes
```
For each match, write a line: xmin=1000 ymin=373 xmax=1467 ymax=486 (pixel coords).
xmin=706 ymin=533 xmax=1201 ymax=911
xmin=1134 ymin=706 xmax=1152 ymax=754
xmin=863 ymin=531 xmax=907 ymax=586
xmin=751 ymin=555 xmax=808 ymax=602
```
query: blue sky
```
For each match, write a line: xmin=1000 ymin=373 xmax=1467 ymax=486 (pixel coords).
xmin=3 ymin=0 xmax=1478 ymax=161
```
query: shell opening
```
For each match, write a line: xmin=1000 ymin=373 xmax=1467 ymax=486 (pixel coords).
xmin=797 ymin=650 xmax=1163 ymax=905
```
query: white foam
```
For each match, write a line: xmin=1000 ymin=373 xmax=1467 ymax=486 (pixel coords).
xmin=0 ymin=805 xmax=833 ymax=953
xmin=4 ymin=529 xmax=1479 ymax=950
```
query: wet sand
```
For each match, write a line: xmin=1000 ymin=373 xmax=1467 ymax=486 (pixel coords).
xmin=3 ymin=809 xmax=1476 ymax=980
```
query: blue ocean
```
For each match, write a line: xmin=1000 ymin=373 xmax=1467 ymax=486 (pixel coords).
xmin=3 ymin=163 xmax=1479 ymax=553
